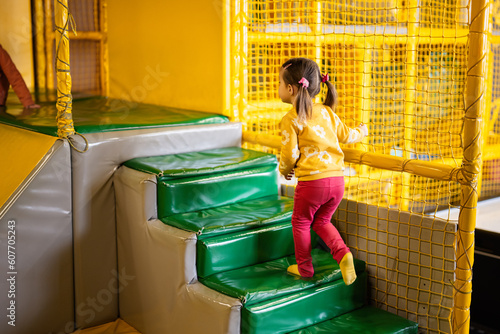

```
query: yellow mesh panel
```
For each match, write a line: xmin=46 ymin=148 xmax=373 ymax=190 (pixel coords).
xmin=234 ymin=1 xmax=481 ymax=332
xmin=420 ymin=0 xmax=469 ymax=28
xmin=239 ymin=1 xmax=471 ymax=208
xmin=35 ymin=0 xmax=106 ymax=95
xmin=70 ymin=40 xmax=101 ymax=94
xmin=414 ymin=43 xmax=466 ymax=162
xmin=69 ymin=0 xmax=98 ymax=32
xmin=334 ymin=199 xmax=457 ymax=333
xmin=484 ymin=36 xmax=500 ymax=198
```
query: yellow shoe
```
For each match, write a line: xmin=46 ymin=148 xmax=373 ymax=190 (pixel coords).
xmin=287 ymin=264 xmax=301 ymax=277
xmin=339 ymin=252 xmax=357 ymax=285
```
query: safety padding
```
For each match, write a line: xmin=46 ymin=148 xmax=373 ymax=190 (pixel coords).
xmin=199 ymin=248 xmax=365 ymax=305
xmin=197 ymin=221 xmax=323 ymax=278
xmin=124 ymin=147 xmax=277 ymax=179
xmin=197 ymin=221 xmax=294 ymax=278
xmin=0 ymin=96 xmax=229 ymax=136
xmin=163 ymin=195 xmax=293 ymax=236
xmin=241 ymin=271 xmax=367 ymax=334
xmin=157 ymin=165 xmax=279 ymax=218
xmin=0 ymin=124 xmax=58 ymax=210
xmin=288 ymin=306 xmax=418 ymax=334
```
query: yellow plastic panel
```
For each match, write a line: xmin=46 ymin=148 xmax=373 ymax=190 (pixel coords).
xmin=107 ymin=0 xmax=224 ymax=115
xmin=0 ymin=125 xmax=57 ymax=209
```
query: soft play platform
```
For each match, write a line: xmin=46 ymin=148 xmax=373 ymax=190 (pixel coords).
xmin=0 ymin=95 xmax=239 ymax=332
xmin=115 ymin=146 xmax=418 ymax=334
xmin=0 ymin=95 xmax=228 ymax=136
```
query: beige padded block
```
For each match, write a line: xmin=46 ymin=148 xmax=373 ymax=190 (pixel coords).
xmin=115 ymin=166 xmax=241 ymax=334
xmin=71 ymin=122 xmax=242 ymax=327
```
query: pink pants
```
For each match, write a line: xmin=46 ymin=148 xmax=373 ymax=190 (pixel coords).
xmin=292 ymin=176 xmax=349 ymax=277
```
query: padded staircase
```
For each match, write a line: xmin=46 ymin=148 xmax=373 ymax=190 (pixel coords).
xmin=115 ymin=147 xmax=418 ymax=334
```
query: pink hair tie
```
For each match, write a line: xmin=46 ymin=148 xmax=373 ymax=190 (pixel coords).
xmin=298 ymin=77 xmax=309 ymax=89
xmin=321 ymin=73 xmax=329 ymax=83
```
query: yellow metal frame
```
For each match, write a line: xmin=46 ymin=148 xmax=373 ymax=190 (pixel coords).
xmin=454 ymin=1 xmax=488 ymax=332
xmin=54 ymin=0 xmax=75 ymax=138
xmin=43 ymin=1 xmax=492 ymax=332
xmin=238 ymin=1 xmax=489 ymax=333
xmin=33 ymin=0 xmax=109 ymax=96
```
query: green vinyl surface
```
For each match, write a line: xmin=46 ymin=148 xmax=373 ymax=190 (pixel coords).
xmin=0 ymin=96 xmax=228 ymax=136
xmin=241 ymin=271 xmax=367 ymax=334
xmin=197 ymin=221 xmax=295 ymax=278
xmin=157 ymin=165 xmax=279 ymax=218
xmin=161 ymin=195 xmax=293 ymax=236
xmin=199 ymin=248 xmax=365 ymax=305
xmin=288 ymin=306 xmax=418 ymax=334
xmin=124 ymin=147 xmax=277 ymax=179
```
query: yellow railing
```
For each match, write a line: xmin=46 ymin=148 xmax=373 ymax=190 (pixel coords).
xmin=243 ymin=131 xmax=466 ymax=185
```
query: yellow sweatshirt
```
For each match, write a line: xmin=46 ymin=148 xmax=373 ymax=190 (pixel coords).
xmin=279 ymin=103 xmax=366 ymax=181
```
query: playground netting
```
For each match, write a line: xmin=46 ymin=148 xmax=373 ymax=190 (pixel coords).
xmin=232 ymin=1 xmax=498 ymax=333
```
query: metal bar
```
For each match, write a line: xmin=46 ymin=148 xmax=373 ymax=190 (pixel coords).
xmin=54 ymin=0 xmax=75 ymax=138
xmin=247 ymin=29 xmax=469 ymax=45
xmin=237 ymin=0 xmax=248 ymax=124
xmin=242 ymin=131 xmax=465 ymax=185
xmin=401 ymin=0 xmax=419 ymax=211
xmin=99 ymin=0 xmax=109 ymax=96
xmin=453 ymin=1 xmax=490 ymax=333
xmin=45 ymin=0 xmax=55 ymax=91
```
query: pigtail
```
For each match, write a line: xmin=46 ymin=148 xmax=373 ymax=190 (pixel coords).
xmin=322 ymin=74 xmax=338 ymax=110
xmin=281 ymin=58 xmax=322 ymax=122
xmin=295 ymin=82 xmax=313 ymax=122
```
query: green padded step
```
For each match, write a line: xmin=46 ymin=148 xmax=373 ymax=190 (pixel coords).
xmin=241 ymin=271 xmax=367 ymax=334
xmin=157 ymin=165 xmax=279 ymax=218
xmin=124 ymin=147 xmax=277 ymax=179
xmin=288 ymin=306 xmax=418 ymax=334
xmin=197 ymin=221 xmax=294 ymax=278
xmin=199 ymin=248 xmax=365 ymax=305
xmin=197 ymin=221 xmax=324 ymax=278
xmin=161 ymin=195 xmax=293 ymax=236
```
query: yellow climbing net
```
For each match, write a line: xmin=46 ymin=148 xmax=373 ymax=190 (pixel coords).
xmin=235 ymin=1 xmax=496 ymax=333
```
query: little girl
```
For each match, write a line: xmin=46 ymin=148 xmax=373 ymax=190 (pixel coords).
xmin=278 ymin=58 xmax=368 ymax=285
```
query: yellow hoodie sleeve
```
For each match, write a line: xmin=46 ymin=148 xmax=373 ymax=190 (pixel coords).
xmin=333 ymin=113 xmax=366 ymax=144
xmin=279 ymin=114 xmax=299 ymax=176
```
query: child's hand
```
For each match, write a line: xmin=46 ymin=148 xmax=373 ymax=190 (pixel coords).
xmin=285 ymin=169 xmax=295 ymax=180
xmin=359 ymin=123 xmax=368 ymax=136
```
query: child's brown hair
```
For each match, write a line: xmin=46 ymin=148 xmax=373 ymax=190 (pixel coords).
xmin=281 ymin=58 xmax=338 ymax=122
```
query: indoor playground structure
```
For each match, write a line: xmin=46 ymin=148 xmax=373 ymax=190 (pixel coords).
xmin=1 ymin=1 xmax=500 ymax=334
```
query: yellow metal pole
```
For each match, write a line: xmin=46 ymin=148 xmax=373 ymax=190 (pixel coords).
xmin=33 ymin=0 xmax=46 ymax=91
xmin=45 ymin=0 xmax=55 ymax=92
xmin=453 ymin=1 xmax=490 ymax=333
xmin=99 ymin=0 xmax=110 ymax=96
xmin=223 ymin=0 xmax=231 ymax=119
xmin=54 ymin=0 xmax=75 ymax=138
xmin=313 ymin=0 xmax=323 ymax=82
xmin=358 ymin=41 xmax=373 ymax=180
xmin=361 ymin=45 xmax=372 ymax=132
xmin=402 ymin=0 xmax=419 ymax=211
xmin=238 ymin=0 xmax=248 ymax=124
xmin=229 ymin=1 xmax=240 ymax=121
